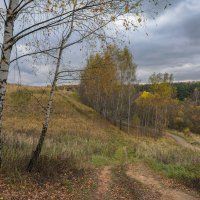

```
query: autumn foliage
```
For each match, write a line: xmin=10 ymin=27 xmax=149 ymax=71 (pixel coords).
xmin=79 ymin=45 xmax=137 ymax=125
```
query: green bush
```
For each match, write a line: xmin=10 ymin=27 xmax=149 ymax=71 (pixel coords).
xmin=183 ymin=127 xmax=190 ymax=135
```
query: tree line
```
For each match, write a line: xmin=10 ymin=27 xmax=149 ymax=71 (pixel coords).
xmin=138 ymin=81 xmax=200 ymax=102
xmin=79 ymin=45 xmax=137 ymax=131
xmin=79 ymin=49 xmax=200 ymax=135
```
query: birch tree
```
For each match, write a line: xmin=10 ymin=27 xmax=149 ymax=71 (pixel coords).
xmin=79 ymin=45 xmax=137 ymax=129
xmin=0 ymin=0 xmax=169 ymax=168
xmin=136 ymin=73 xmax=174 ymax=135
xmin=0 ymin=0 xmax=78 ymax=167
xmin=26 ymin=4 xmax=76 ymax=171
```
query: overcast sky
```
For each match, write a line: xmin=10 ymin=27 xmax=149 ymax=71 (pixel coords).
xmin=131 ymin=0 xmax=200 ymax=82
xmin=2 ymin=0 xmax=200 ymax=85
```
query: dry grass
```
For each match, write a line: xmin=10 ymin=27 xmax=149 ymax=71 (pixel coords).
xmin=130 ymin=137 xmax=200 ymax=190
xmin=1 ymin=85 xmax=200 ymax=191
xmin=2 ymin=85 xmax=126 ymax=175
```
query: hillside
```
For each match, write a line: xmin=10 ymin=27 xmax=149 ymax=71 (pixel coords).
xmin=0 ymin=85 xmax=200 ymax=199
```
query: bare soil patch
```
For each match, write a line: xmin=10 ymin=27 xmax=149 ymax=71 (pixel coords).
xmin=126 ymin=162 xmax=199 ymax=200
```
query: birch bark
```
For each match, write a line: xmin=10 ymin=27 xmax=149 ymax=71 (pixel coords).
xmin=27 ymin=41 xmax=64 ymax=172
xmin=0 ymin=0 xmax=18 ymax=167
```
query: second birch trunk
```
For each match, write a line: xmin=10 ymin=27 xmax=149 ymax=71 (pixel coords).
xmin=27 ymin=44 xmax=63 ymax=172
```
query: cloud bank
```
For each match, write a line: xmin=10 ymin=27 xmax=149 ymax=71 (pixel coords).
xmin=3 ymin=0 xmax=200 ymax=85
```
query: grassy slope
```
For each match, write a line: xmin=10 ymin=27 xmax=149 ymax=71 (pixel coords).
xmin=1 ymin=85 xmax=200 ymax=195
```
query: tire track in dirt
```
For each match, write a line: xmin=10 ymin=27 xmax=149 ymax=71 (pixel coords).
xmin=126 ymin=162 xmax=199 ymax=200
xmin=94 ymin=166 xmax=111 ymax=200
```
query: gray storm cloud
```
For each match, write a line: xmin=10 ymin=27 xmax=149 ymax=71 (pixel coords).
xmin=130 ymin=0 xmax=200 ymax=82
xmin=3 ymin=0 xmax=200 ymax=85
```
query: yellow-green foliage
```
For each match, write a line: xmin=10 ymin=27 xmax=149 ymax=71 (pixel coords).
xmin=79 ymin=45 xmax=137 ymax=121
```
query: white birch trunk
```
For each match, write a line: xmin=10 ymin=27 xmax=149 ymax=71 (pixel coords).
xmin=0 ymin=0 xmax=18 ymax=167
xmin=27 ymin=41 xmax=64 ymax=171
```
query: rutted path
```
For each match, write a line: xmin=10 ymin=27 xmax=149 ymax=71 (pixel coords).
xmin=126 ymin=162 xmax=199 ymax=200
xmin=166 ymin=133 xmax=200 ymax=151
xmin=95 ymin=166 xmax=111 ymax=200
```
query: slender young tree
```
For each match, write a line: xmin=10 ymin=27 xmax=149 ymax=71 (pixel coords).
xmin=26 ymin=4 xmax=77 ymax=171
xmin=26 ymin=39 xmax=65 ymax=171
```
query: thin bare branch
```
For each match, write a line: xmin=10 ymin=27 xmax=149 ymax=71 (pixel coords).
xmin=3 ymin=0 xmax=8 ymax=10
xmin=0 ymin=12 xmax=5 ymax=22
xmin=14 ymin=0 xmax=34 ymax=14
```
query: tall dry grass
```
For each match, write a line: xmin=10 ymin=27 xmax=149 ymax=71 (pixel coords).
xmin=1 ymin=85 xmax=200 ymax=190
xmin=2 ymin=85 xmax=127 ymax=175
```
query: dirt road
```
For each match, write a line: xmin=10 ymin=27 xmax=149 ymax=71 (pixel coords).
xmin=166 ymin=133 xmax=200 ymax=151
xmin=126 ymin=163 xmax=199 ymax=200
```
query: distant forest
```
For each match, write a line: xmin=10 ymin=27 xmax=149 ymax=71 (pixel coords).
xmin=137 ymin=81 xmax=200 ymax=101
xmin=59 ymin=81 xmax=200 ymax=102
